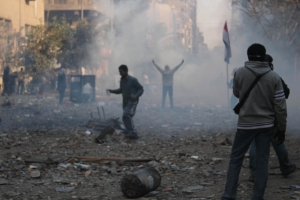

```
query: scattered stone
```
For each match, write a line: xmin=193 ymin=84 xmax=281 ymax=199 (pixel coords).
xmin=0 ymin=178 xmax=9 ymax=185
xmin=182 ymin=185 xmax=204 ymax=193
xmin=55 ymin=187 xmax=75 ymax=193
xmin=30 ymin=170 xmax=41 ymax=178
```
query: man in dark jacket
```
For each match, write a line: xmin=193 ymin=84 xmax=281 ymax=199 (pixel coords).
xmin=152 ymin=59 xmax=184 ymax=108
xmin=248 ymin=54 xmax=295 ymax=182
xmin=2 ymin=66 xmax=10 ymax=96
xmin=108 ymin=65 xmax=144 ymax=139
xmin=57 ymin=68 xmax=66 ymax=104
xmin=221 ymin=44 xmax=287 ymax=200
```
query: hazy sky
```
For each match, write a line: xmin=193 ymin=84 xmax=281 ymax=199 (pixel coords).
xmin=197 ymin=0 xmax=232 ymax=49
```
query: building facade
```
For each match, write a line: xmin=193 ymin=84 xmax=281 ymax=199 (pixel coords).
xmin=149 ymin=0 xmax=198 ymax=53
xmin=0 ymin=0 xmax=44 ymax=71
xmin=45 ymin=0 xmax=112 ymax=27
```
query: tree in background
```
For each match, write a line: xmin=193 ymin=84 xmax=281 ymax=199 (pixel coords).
xmin=46 ymin=17 xmax=110 ymax=73
xmin=233 ymin=0 xmax=300 ymax=68
xmin=24 ymin=17 xmax=72 ymax=76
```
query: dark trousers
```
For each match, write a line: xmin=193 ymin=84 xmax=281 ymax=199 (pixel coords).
xmin=18 ymin=80 xmax=24 ymax=94
xmin=59 ymin=89 xmax=65 ymax=104
xmin=2 ymin=82 xmax=9 ymax=96
xmin=250 ymin=139 xmax=292 ymax=173
xmin=222 ymin=127 xmax=275 ymax=200
xmin=122 ymin=101 xmax=138 ymax=137
xmin=162 ymin=86 xmax=173 ymax=108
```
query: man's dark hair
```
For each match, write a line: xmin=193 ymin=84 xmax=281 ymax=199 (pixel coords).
xmin=247 ymin=43 xmax=266 ymax=61
xmin=264 ymin=54 xmax=273 ymax=63
xmin=119 ymin=65 xmax=128 ymax=72
xmin=265 ymin=54 xmax=274 ymax=70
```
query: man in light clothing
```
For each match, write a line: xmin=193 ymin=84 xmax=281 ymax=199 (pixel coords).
xmin=82 ymin=82 xmax=93 ymax=103
xmin=152 ymin=59 xmax=184 ymax=108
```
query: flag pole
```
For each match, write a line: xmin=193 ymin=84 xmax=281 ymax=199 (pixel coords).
xmin=226 ymin=63 xmax=229 ymax=108
xmin=223 ymin=20 xmax=231 ymax=109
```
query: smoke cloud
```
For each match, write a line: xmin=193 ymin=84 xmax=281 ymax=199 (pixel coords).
xmin=92 ymin=0 xmax=299 ymax=108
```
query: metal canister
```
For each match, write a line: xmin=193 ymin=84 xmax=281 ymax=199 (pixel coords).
xmin=121 ymin=167 xmax=161 ymax=198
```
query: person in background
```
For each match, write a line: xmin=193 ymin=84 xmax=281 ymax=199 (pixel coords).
xmin=107 ymin=65 xmax=144 ymax=139
xmin=51 ymin=72 xmax=56 ymax=91
xmin=142 ymin=73 xmax=150 ymax=95
xmin=2 ymin=65 xmax=10 ymax=96
xmin=57 ymin=68 xmax=66 ymax=104
xmin=248 ymin=54 xmax=295 ymax=182
xmin=221 ymin=44 xmax=287 ymax=200
xmin=82 ymin=82 xmax=93 ymax=103
xmin=227 ymin=68 xmax=238 ymax=109
xmin=99 ymin=73 xmax=108 ymax=95
xmin=17 ymin=68 xmax=25 ymax=95
xmin=152 ymin=59 xmax=184 ymax=108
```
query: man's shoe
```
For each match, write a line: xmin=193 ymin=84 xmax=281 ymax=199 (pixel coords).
xmin=282 ymin=164 xmax=297 ymax=176
xmin=123 ymin=132 xmax=139 ymax=139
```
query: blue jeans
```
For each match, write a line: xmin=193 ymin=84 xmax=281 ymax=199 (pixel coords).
xmin=122 ymin=101 xmax=138 ymax=137
xmin=249 ymin=139 xmax=291 ymax=173
xmin=221 ymin=127 xmax=275 ymax=200
xmin=162 ymin=86 xmax=173 ymax=108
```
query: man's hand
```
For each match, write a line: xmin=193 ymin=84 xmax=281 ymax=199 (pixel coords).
xmin=106 ymin=89 xmax=113 ymax=95
xmin=131 ymin=95 xmax=137 ymax=101
xmin=274 ymin=130 xmax=285 ymax=145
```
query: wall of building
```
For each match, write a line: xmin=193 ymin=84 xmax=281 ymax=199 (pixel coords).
xmin=147 ymin=2 xmax=175 ymax=46
xmin=0 ymin=0 xmax=44 ymax=82
xmin=162 ymin=0 xmax=198 ymax=53
xmin=0 ymin=0 xmax=44 ymax=34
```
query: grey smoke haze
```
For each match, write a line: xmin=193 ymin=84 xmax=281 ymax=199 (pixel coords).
xmin=93 ymin=0 xmax=298 ymax=107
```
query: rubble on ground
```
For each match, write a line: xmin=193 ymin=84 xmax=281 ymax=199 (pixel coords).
xmin=0 ymin=94 xmax=298 ymax=199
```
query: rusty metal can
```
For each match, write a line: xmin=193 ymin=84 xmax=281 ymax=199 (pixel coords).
xmin=121 ymin=167 xmax=161 ymax=198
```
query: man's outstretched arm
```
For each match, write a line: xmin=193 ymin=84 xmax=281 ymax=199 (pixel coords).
xmin=109 ymin=88 xmax=122 ymax=94
xmin=152 ymin=60 xmax=163 ymax=73
xmin=172 ymin=59 xmax=184 ymax=73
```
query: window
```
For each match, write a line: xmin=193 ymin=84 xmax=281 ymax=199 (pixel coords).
xmin=0 ymin=19 xmax=3 ymax=59
xmin=48 ymin=0 xmax=52 ymax=4
xmin=4 ymin=20 xmax=11 ymax=59
xmin=31 ymin=26 xmax=35 ymax=34
xmin=54 ymin=0 xmax=67 ymax=4
xmin=25 ymin=25 xmax=30 ymax=36
xmin=4 ymin=20 xmax=11 ymax=34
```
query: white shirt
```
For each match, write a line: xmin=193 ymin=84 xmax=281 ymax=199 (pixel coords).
xmin=82 ymin=83 xmax=92 ymax=94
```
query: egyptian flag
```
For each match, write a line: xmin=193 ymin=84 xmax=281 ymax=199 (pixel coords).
xmin=223 ymin=21 xmax=232 ymax=64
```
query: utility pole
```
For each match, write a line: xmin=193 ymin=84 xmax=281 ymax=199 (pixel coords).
xmin=81 ymin=0 xmax=84 ymax=20
xmin=111 ymin=0 xmax=114 ymax=39
xmin=19 ymin=0 xmax=21 ymax=31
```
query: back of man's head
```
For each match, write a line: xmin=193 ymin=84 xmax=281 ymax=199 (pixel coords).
xmin=119 ymin=65 xmax=128 ymax=72
xmin=265 ymin=54 xmax=274 ymax=70
xmin=247 ymin=43 xmax=266 ymax=62
xmin=264 ymin=54 xmax=273 ymax=63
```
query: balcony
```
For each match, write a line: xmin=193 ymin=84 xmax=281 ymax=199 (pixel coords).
xmin=45 ymin=0 xmax=112 ymax=17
